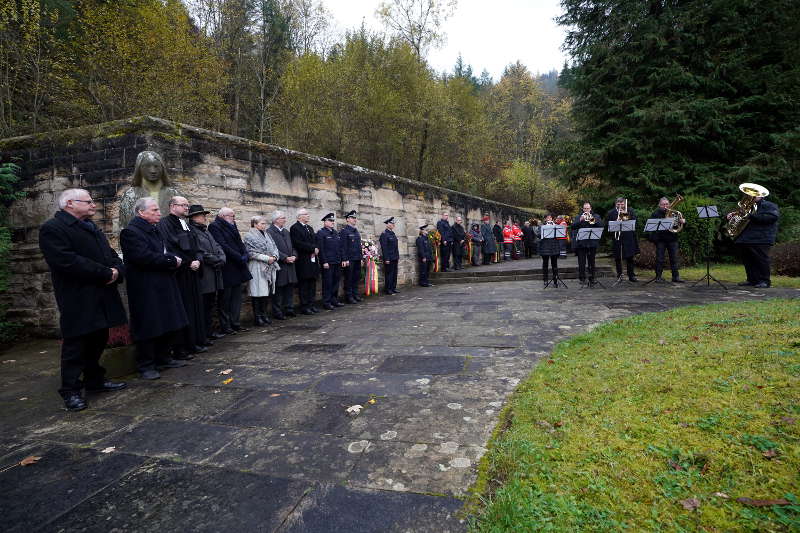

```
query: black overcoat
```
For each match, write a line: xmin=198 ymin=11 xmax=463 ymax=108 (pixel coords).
xmin=571 ymin=212 xmax=604 ymax=249
xmin=120 ymin=216 xmax=188 ymax=341
xmin=190 ymin=221 xmax=226 ymax=295
xmin=606 ymin=207 xmax=640 ymax=258
xmin=416 ymin=235 xmax=433 ymax=260
xmin=39 ymin=210 xmax=127 ymax=338
xmin=267 ymin=224 xmax=298 ymax=286
xmin=289 ymin=221 xmax=320 ymax=280
xmin=338 ymin=224 xmax=362 ymax=261
xmin=735 ymin=200 xmax=779 ymax=245
xmin=208 ymin=216 xmax=252 ymax=288
xmin=379 ymin=229 xmax=399 ymax=261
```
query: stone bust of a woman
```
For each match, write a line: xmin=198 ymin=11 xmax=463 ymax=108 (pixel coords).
xmin=119 ymin=150 xmax=181 ymax=229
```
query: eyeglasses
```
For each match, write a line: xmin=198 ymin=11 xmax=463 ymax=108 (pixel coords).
xmin=173 ymin=203 xmax=189 ymax=207
xmin=73 ymin=199 xmax=96 ymax=205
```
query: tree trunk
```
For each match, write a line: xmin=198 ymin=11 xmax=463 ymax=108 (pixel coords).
xmin=416 ymin=114 xmax=429 ymax=181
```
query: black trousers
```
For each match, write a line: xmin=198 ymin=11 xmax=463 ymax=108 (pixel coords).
xmin=740 ymin=243 xmax=771 ymax=284
xmin=202 ymin=292 xmax=216 ymax=337
xmin=219 ymin=283 xmax=243 ymax=330
xmin=59 ymin=328 xmax=108 ymax=397
xmin=175 ymin=270 xmax=205 ymax=350
xmin=419 ymin=259 xmax=431 ymax=285
xmin=542 ymin=255 xmax=559 ymax=280
xmin=612 ymin=248 xmax=636 ymax=278
xmin=273 ymin=283 xmax=295 ymax=315
xmin=576 ymin=247 xmax=597 ymax=281
xmin=655 ymin=240 xmax=680 ymax=278
xmin=321 ymin=264 xmax=341 ymax=305
xmin=384 ymin=260 xmax=398 ymax=293
xmin=452 ymin=243 xmax=464 ymax=269
xmin=136 ymin=331 xmax=176 ymax=373
xmin=297 ymin=278 xmax=316 ymax=310
xmin=482 ymin=252 xmax=492 ymax=265
xmin=342 ymin=259 xmax=361 ymax=299
xmin=440 ymin=243 xmax=451 ymax=270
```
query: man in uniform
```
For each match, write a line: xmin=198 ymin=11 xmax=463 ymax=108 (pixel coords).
xmin=290 ymin=208 xmax=320 ymax=314
xmin=379 ymin=216 xmax=400 ymax=294
xmin=339 ymin=210 xmax=362 ymax=304
xmin=316 ymin=213 xmax=343 ymax=310
xmin=39 ymin=188 xmax=128 ymax=411
xmin=606 ymin=197 xmax=640 ymax=281
xmin=416 ymin=224 xmax=433 ymax=287
xmin=649 ymin=197 xmax=686 ymax=283
xmin=436 ymin=212 xmax=453 ymax=271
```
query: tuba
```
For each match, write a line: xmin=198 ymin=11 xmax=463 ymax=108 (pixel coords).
xmin=665 ymin=194 xmax=685 ymax=233
xmin=725 ymin=183 xmax=769 ymax=238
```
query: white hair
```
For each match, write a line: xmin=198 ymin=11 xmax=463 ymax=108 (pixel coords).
xmin=271 ymin=210 xmax=285 ymax=222
xmin=218 ymin=207 xmax=234 ymax=216
xmin=134 ymin=197 xmax=157 ymax=214
xmin=58 ymin=188 xmax=89 ymax=209
xmin=251 ymin=215 xmax=267 ymax=227
xmin=296 ymin=208 xmax=309 ymax=219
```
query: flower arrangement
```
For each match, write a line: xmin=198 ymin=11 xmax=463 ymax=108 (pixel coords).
xmin=361 ymin=239 xmax=379 ymax=260
xmin=361 ymin=239 xmax=379 ymax=295
xmin=428 ymin=230 xmax=442 ymax=272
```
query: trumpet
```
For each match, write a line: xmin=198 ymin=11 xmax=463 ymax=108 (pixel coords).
xmin=581 ymin=211 xmax=595 ymax=224
xmin=726 ymin=183 xmax=769 ymax=238
xmin=617 ymin=199 xmax=631 ymax=221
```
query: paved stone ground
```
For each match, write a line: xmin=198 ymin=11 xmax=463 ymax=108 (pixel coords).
xmin=1 ymin=257 xmax=797 ymax=532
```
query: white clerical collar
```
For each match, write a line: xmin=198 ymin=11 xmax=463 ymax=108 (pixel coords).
xmin=179 ymin=218 xmax=189 ymax=231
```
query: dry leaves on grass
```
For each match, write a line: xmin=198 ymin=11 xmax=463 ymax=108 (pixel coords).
xmin=762 ymin=449 xmax=778 ymax=459
xmin=20 ymin=456 xmax=41 ymax=466
xmin=680 ymin=498 xmax=700 ymax=511
xmin=221 ymin=377 xmax=233 ymax=385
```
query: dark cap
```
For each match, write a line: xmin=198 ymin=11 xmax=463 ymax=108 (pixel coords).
xmin=321 ymin=212 xmax=335 ymax=222
xmin=345 ymin=210 xmax=357 ymax=219
xmin=384 ymin=216 xmax=395 ymax=224
xmin=187 ymin=204 xmax=210 ymax=217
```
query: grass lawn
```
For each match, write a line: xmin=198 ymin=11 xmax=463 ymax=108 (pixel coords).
xmin=641 ymin=263 xmax=800 ymax=289
xmin=470 ymin=299 xmax=800 ymax=532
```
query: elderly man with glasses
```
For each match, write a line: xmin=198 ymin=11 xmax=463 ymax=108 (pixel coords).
xmin=209 ymin=207 xmax=252 ymax=334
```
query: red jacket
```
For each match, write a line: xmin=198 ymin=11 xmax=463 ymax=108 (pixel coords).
xmin=502 ymin=225 xmax=513 ymax=244
xmin=512 ymin=225 xmax=523 ymax=241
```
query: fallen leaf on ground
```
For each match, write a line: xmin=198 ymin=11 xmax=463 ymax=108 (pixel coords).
xmin=554 ymin=421 xmax=564 ymax=427
xmin=713 ymin=492 xmax=729 ymax=499
xmin=219 ymin=369 xmax=233 ymax=375
xmin=680 ymin=498 xmax=700 ymax=511
xmin=736 ymin=497 xmax=791 ymax=507
xmin=269 ymin=393 xmax=281 ymax=397
xmin=762 ymin=449 xmax=778 ymax=459
xmin=101 ymin=447 xmax=115 ymax=454
xmin=779 ymin=416 xmax=796 ymax=425
xmin=221 ymin=377 xmax=233 ymax=385
xmin=658 ymin=338 xmax=666 ymax=345
xmin=546 ymin=359 xmax=554 ymax=364
xmin=19 ymin=397 xmax=27 ymax=401
xmin=641 ymin=358 xmax=651 ymax=363
xmin=20 ymin=456 xmax=41 ymax=466
xmin=368 ymin=398 xmax=377 ymax=405
xmin=2 ymin=359 xmax=16 ymax=363
xmin=346 ymin=405 xmax=363 ymax=415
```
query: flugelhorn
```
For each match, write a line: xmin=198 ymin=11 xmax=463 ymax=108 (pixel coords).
xmin=725 ymin=183 xmax=769 ymax=238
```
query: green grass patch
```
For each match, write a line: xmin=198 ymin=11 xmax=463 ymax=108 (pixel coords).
xmin=470 ymin=299 xmax=800 ymax=532
xmin=640 ymin=263 xmax=800 ymax=288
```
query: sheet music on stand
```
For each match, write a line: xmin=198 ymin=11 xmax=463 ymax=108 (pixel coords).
xmin=608 ymin=220 xmax=636 ymax=233
xmin=577 ymin=227 xmax=603 ymax=241
xmin=644 ymin=218 xmax=675 ymax=232
xmin=541 ymin=225 xmax=566 ymax=239
xmin=696 ymin=205 xmax=719 ymax=218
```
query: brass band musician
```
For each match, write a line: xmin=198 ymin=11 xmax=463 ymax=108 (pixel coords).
xmin=649 ymin=197 xmax=686 ymax=283
xmin=727 ymin=186 xmax=779 ymax=288
xmin=606 ymin=197 xmax=639 ymax=281
xmin=571 ymin=202 xmax=603 ymax=286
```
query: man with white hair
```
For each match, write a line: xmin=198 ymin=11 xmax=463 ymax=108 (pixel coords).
xmin=209 ymin=207 xmax=252 ymax=334
xmin=266 ymin=210 xmax=298 ymax=318
xmin=290 ymin=208 xmax=320 ymax=314
xmin=39 ymin=188 xmax=128 ymax=410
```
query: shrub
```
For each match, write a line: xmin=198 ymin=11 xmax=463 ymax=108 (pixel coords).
xmin=777 ymin=206 xmax=800 ymax=243
xmin=771 ymin=241 xmax=800 ymax=277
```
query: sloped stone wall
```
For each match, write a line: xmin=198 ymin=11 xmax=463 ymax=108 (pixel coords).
xmin=0 ymin=116 xmax=533 ymax=337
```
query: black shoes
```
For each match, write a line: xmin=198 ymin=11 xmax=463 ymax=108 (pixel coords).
xmin=629 ymin=276 xmax=639 ymax=282
xmin=323 ymin=303 xmax=335 ymax=310
xmin=221 ymin=328 xmax=236 ymax=335
xmin=285 ymin=310 xmax=297 ymax=317
xmin=173 ymin=352 xmax=195 ymax=360
xmin=209 ymin=331 xmax=226 ymax=339
xmin=391 ymin=289 xmax=400 ymax=294
xmin=738 ymin=281 xmax=754 ymax=286
xmin=753 ymin=281 xmax=770 ymax=288
xmin=232 ymin=326 xmax=249 ymax=332
xmin=672 ymin=277 xmax=685 ymax=283
xmin=63 ymin=393 xmax=87 ymax=411
xmin=420 ymin=283 xmax=432 ymax=287
xmin=86 ymin=381 xmax=127 ymax=393
xmin=346 ymin=297 xmax=357 ymax=304
xmin=301 ymin=308 xmax=314 ymax=315
xmin=353 ymin=295 xmax=363 ymax=302
xmin=157 ymin=359 xmax=188 ymax=369
xmin=310 ymin=306 xmax=319 ymax=313
xmin=140 ymin=369 xmax=161 ymax=380
xmin=333 ymin=301 xmax=345 ymax=307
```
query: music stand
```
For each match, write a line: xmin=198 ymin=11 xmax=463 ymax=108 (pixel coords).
xmin=542 ymin=225 xmax=568 ymax=288
xmin=644 ymin=219 xmax=676 ymax=284
xmin=576 ymin=227 xmax=606 ymax=289
xmin=691 ymin=206 xmax=727 ymax=290
xmin=608 ymin=220 xmax=636 ymax=286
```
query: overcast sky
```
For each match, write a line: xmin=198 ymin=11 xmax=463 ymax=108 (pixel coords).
xmin=325 ymin=0 xmax=570 ymax=80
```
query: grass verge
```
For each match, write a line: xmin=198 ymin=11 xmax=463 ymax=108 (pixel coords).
xmin=641 ymin=263 xmax=800 ymax=288
xmin=470 ymin=299 xmax=800 ymax=532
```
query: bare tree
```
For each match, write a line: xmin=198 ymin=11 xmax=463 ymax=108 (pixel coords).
xmin=376 ymin=0 xmax=457 ymax=58
xmin=287 ymin=0 xmax=330 ymax=56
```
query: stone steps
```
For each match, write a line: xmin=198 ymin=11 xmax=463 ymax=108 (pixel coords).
xmin=430 ymin=265 xmax=615 ymax=284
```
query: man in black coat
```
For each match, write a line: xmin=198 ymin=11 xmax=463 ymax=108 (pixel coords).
xmin=158 ymin=196 xmax=206 ymax=357
xmin=39 ymin=188 xmax=128 ymax=411
xmin=208 ymin=207 xmax=252 ymax=334
xmin=571 ymin=202 xmax=604 ymax=286
xmin=120 ymin=197 xmax=189 ymax=380
xmin=267 ymin=210 xmax=298 ymax=318
xmin=436 ymin=212 xmax=453 ymax=271
xmin=451 ymin=216 xmax=466 ymax=270
xmin=290 ymin=208 xmax=320 ymax=315
xmin=339 ymin=210 xmax=362 ymax=304
xmin=730 ymin=194 xmax=779 ymax=288
xmin=522 ymin=221 xmax=535 ymax=258
xmin=649 ymin=197 xmax=686 ymax=283
xmin=492 ymin=221 xmax=503 ymax=261
xmin=379 ymin=216 xmax=400 ymax=294
xmin=416 ymin=224 xmax=433 ymax=287
xmin=606 ymin=197 xmax=640 ymax=281
xmin=316 ymin=213 xmax=343 ymax=310
xmin=188 ymin=205 xmax=227 ymax=342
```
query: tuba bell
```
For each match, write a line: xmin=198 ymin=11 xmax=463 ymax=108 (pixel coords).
xmin=725 ymin=183 xmax=769 ymax=238
xmin=665 ymin=194 xmax=685 ymax=233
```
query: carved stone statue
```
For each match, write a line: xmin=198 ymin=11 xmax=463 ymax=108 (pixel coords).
xmin=119 ymin=151 xmax=181 ymax=229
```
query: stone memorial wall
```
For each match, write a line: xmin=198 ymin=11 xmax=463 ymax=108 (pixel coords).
xmin=0 ymin=116 xmax=533 ymax=337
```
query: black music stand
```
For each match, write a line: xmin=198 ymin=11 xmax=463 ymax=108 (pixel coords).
xmin=608 ymin=220 xmax=636 ymax=286
xmin=542 ymin=225 xmax=568 ymax=288
xmin=576 ymin=227 xmax=606 ymax=289
xmin=691 ymin=205 xmax=727 ymax=290
xmin=643 ymin=218 xmax=675 ymax=285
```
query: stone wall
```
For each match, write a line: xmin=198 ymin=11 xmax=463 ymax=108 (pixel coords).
xmin=0 ymin=116 xmax=533 ymax=337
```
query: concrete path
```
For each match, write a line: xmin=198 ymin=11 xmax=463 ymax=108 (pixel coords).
xmin=1 ymin=261 xmax=797 ymax=532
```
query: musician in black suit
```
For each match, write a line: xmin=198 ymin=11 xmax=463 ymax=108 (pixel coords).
xmin=729 ymin=194 xmax=779 ymax=288
xmin=571 ymin=202 xmax=603 ymax=286
xmin=649 ymin=197 xmax=685 ymax=283
xmin=606 ymin=197 xmax=640 ymax=281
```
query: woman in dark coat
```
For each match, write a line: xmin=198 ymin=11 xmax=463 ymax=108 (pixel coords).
xmin=120 ymin=198 xmax=188 ymax=379
xmin=188 ymin=205 xmax=226 ymax=341
xmin=539 ymin=214 xmax=562 ymax=286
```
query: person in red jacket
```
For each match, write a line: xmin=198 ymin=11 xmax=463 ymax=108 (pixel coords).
xmin=502 ymin=220 xmax=514 ymax=260
xmin=555 ymin=215 xmax=569 ymax=257
xmin=511 ymin=221 xmax=523 ymax=259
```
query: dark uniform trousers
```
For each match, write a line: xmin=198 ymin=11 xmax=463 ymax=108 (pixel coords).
xmin=439 ymin=243 xmax=451 ymax=270
xmin=60 ymin=328 xmax=109 ymax=396
xmin=741 ymin=244 xmax=771 ymax=284
xmin=384 ymin=260 xmax=398 ymax=292
xmin=342 ymin=259 xmax=361 ymax=299
xmin=576 ymin=248 xmax=597 ymax=281
xmin=322 ymin=264 xmax=341 ymax=305
xmin=298 ymin=278 xmax=316 ymax=309
xmin=655 ymin=241 xmax=680 ymax=278
xmin=452 ymin=243 xmax=464 ymax=269
xmin=419 ymin=259 xmax=431 ymax=285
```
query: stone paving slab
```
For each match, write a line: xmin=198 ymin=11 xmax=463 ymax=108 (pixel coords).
xmin=0 ymin=278 xmax=797 ymax=531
